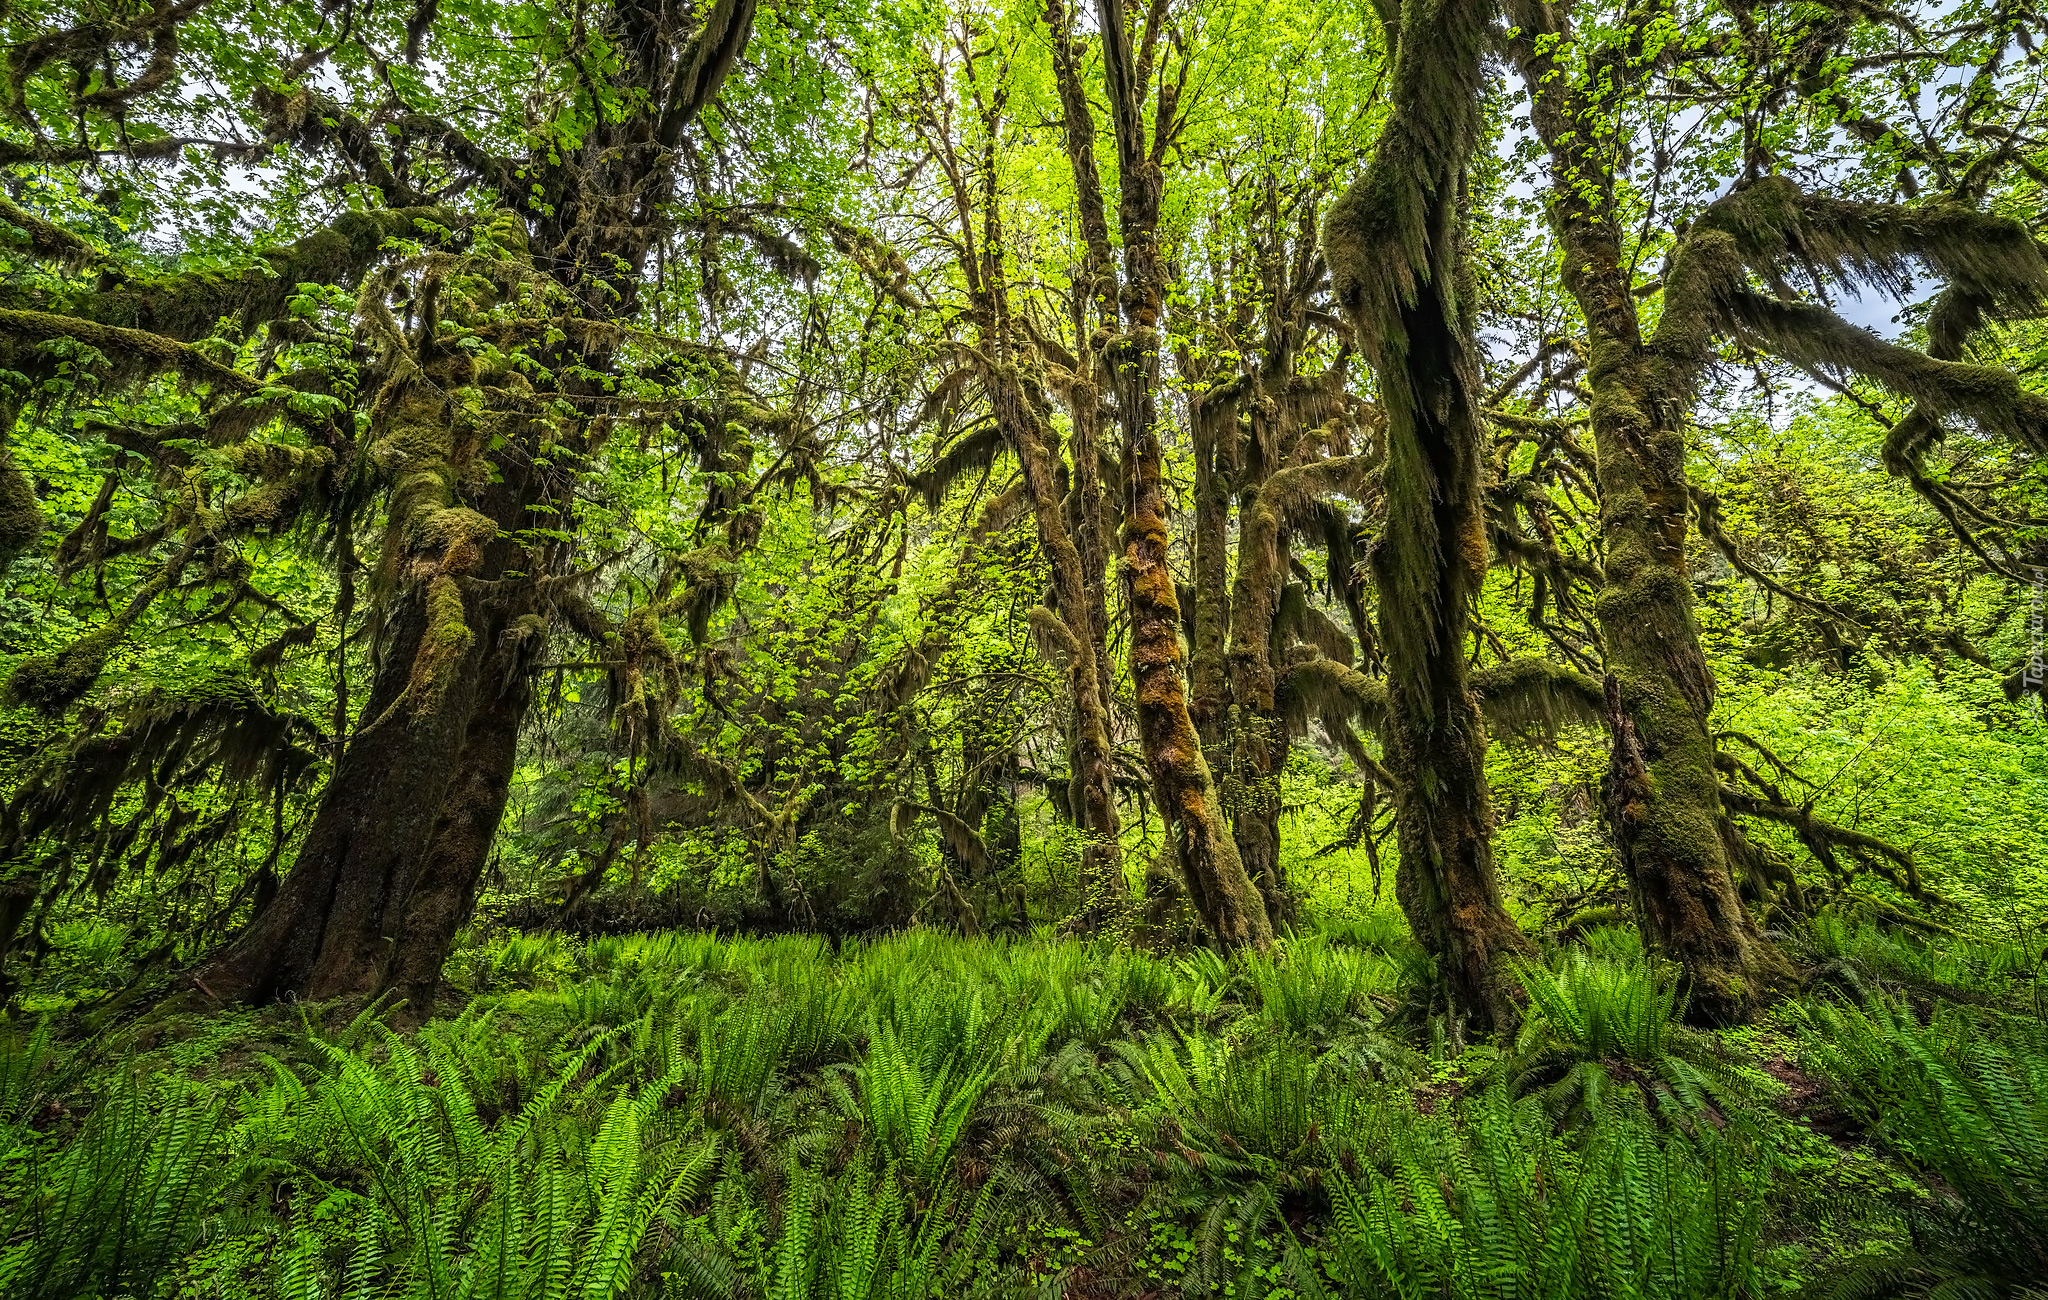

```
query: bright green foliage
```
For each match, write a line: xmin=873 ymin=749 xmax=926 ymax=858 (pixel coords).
xmin=0 ymin=923 xmax=2045 ymax=1295
xmin=0 ymin=0 xmax=2046 ymax=1291
xmin=1306 ymin=1094 xmax=1769 ymax=1300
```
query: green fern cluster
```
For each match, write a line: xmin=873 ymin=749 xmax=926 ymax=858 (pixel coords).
xmin=1501 ymin=949 xmax=1750 ymax=1126
xmin=1797 ymin=998 xmax=2048 ymax=1298
xmin=0 ymin=1075 xmax=228 ymax=1300
xmin=6 ymin=921 xmax=2047 ymax=1297
xmin=1300 ymin=1092 xmax=1770 ymax=1299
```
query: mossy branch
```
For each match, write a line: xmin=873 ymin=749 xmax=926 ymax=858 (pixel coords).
xmin=1469 ymin=657 xmax=1605 ymax=742
xmin=0 ymin=309 xmax=256 ymax=394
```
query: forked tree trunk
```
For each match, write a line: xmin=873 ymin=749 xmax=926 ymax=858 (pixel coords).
xmin=1324 ymin=0 xmax=1534 ymax=1029
xmin=1507 ymin=0 xmax=1790 ymax=1025
xmin=1363 ymin=285 xmax=1532 ymax=1032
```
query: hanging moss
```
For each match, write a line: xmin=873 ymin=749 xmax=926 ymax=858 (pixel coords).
xmin=1325 ymin=0 xmax=1535 ymax=1027
xmin=75 ymin=207 xmax=451 ymax=343
xmin=1470 ymin=657 xmax=1605 ymax=740
xmin=6 ymin=625 xmax=122 ymax=714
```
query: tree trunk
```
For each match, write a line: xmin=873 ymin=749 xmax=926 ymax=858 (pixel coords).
xmin=1096 ymin=0 xmax=1273 ymax=951
xmin=1187 ymin=381 xmax=1239 ymax=749
xmin=196 ymin=579 xmax=485 ymax=1003
xmin=199 ymin=354 xmax=557 ymax=1006
xmin=1126 ymin=431 xmax=1272 ymax=950
xmin=1365 ymin=285 xmax=1531 ymax=1031
xmin=1506 ymin=0 xmax=1789 ymax=1025
xmin=991 ymin=370 xmax=1126 ymax=908
xmin=1324 ymin=0 xmax=1533 ymax=1029
xmin=384 ymin=609 xmax=540 ymax=1018
xmin=1225 ymin=479 xmax=1295 ymax=932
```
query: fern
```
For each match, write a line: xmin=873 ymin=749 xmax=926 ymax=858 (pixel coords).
xmin=1301 ymin=1092 xmax=1769 ymax=1299
xmin=1502 ymin=950 xmax=1749 ymax=1126
xmin=1800 ymin=998 xmax=2048 ymax=1297
xmin=0 ymin=1075 xmax=228 ymax=1300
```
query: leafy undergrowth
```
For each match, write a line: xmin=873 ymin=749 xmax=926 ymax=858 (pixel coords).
xmin=0 ymin=917 xmax=2043 ymax=1299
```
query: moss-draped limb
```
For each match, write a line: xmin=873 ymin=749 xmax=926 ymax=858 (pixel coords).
xmin=1470 ymin=657 xmax=1605 ymax=740
xmin=1669 ymin=272 xmax=2048 ymax=453
xmin=0 ymin=308 xmax=259 ymax=393
xmin=27 ymin=208 xmax=450 ymax=345
xmin=1278 ymin=653 xmax=1389 ymax=738
xmin=1326 ymin=0 xmax=1533 ymax=1026
xmin=0 ymin=193 xmax=103 ymax=269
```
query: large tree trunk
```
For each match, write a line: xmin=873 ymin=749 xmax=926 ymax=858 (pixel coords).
xmin=1506 ymin=0 xmax=1789 ymax=1025
xmin=196 ymin=580 xmax=486 ymax=1003
xmin=385 ymin=609 xmax=540 ymax=1018
xmin=1225 ymin=472 xmax=1297 ymax=933
xmin=1363 ymin=284 xmax=1531 ymax=1032
xmin=1324 ymin=0 xmax=1533 ymax=1030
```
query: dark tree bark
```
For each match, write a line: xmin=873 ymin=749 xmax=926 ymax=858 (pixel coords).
xmin=385 ymin=611 xmax=541 ymax=1017
xmin=196 ymin=582 xmax=480 ymax=1002
xmin=1324 ymin=0 xmax=1534 ymax=1029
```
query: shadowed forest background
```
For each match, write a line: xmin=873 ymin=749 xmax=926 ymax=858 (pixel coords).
xmin=0 ymin=0 xmax=2046 ymax=1294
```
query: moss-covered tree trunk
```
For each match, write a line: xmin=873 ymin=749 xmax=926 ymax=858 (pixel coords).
xmin=1093 ymin=0 xmax=1272 ymax=950
xmin=0 ymin=390 xmax=43 ymax=569
xmin=384 ymin=605 xmax=540 ymax=1017
xmin=1507 ymin=0 xmax=1790 ymax=1025
xmin=1324 ymin=0 xmax=1533 ymax=1029
xmin=990 ymin=369 xmax=1126 ymax=909
xmin=196 ymin=577 xmax=485 ymax=1002
xmin=195 ymin=0 xmax=756 ymax=1006
xmin=1186 ymin=380 xmax=1241 ymax=752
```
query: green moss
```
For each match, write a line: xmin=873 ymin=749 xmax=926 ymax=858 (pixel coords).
xmin=7 ymin=626 xmax=121 ymax=714
xmin=393 ymin=574 xmax=477 ymax=723
xmin=0 ymin=447 xmax=42 ymax=569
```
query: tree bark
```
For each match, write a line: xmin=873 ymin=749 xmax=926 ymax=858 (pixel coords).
xmin=1187 ymin=380 xmax=1239 ymax=750
xmin=384 ymin=609 xmax=540 ymax=1018
xmin=992 ymin=370 xmax=1127 ymax=909
xmin=195 ymin=579 xmax=484 ymax=1003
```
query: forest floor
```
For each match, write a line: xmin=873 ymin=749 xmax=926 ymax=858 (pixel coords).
xmin=1 ymin=916 xmax=2043 ymax=1298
